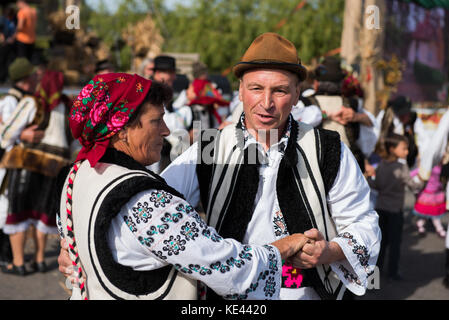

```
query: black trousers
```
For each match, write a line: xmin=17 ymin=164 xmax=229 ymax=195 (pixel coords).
xmin=376 ymin=209 xmax=403 ymax=277
xmin=15 ymin=40 xmax=34 ymax=61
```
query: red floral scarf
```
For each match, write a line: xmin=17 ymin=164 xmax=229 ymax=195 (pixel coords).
xmin=69 ymin=73 xmax=152 ymax=166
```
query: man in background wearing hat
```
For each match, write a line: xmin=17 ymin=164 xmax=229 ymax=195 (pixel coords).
xmin=0 ymin=57 xmax=43 ymax=274
xmin=151 ymin=55 xmax=177 ymax=93
xmin=95 ymin=59 xmax=115 ymax=75
xmin=149 ymin=55 xmax=192 ymax=173
xmin=0 ymin=57 xmax=43 ymax=143
xmin=161 ymin=32 xmax=380 ymax=300
xmin=314 ymin=56 xmax=378 ymax=174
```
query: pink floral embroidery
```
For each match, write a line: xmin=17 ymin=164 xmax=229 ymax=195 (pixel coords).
xmin=282 ymin=264 xmax=303 ymax=288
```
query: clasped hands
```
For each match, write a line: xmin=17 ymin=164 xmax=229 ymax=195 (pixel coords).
xmin=272 ymin=228 xmax=338 ymax=269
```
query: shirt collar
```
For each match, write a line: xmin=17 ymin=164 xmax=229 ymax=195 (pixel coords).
xmin=239 ymin=112 xmax=292 ymax=155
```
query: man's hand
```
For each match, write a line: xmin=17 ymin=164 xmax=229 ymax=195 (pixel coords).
xmin=271 ymin=233 xmax=310 ymax=260
xmin=20 ymin=125 xmax=45 ymax=144
xmin=287 ymin=228 xmax=345 ymax=269
xmin=327 ymin=108 xmax=348 ymax=125
xmin=340 ymin=106 xmax=355 ymax=123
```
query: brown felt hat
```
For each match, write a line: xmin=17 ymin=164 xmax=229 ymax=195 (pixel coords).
xmin=233 ymin=32 xmax=307 ymax=81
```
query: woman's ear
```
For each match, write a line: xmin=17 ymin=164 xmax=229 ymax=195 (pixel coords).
xmin=117 ymin=129 xmax=128 ymax=143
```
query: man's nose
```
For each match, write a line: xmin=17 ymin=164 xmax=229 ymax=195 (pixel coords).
xmin=261 ymin=90 xmax=274 ymax=109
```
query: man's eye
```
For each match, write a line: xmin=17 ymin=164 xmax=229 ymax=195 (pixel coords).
xmin=275 ymin=90 xmax=287 ymax=94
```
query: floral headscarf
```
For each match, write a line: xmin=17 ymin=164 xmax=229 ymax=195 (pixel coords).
xmin=34 ymin=70 xmax=65 ymax=113
xmin=69 ymin=73 xmax=152 ymax=166
xmin=188 ymin=79 xmax=229 ymax=107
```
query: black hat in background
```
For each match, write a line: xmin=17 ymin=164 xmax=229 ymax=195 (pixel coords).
xmin=315 ymin=56 xmax=346 ymax=83
xmin=389 ymin=95 xmax=412 ymax=117
xmin=153 ymin=55 xmax=177 ymax=72
xmin=95 ymin=59 xmax=114 ymax=73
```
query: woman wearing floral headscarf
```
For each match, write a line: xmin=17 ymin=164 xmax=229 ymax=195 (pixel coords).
xmin=57 ymin=73 xmax=310 ymax=300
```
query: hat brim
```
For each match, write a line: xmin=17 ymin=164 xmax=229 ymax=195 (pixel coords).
xmin=11 ymin=65 xmax=38 ymax=82
xmin=233 ymin=61 xmax=307 ymax=81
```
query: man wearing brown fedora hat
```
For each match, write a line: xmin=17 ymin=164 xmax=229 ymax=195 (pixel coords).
xmin=58 ymin=33 xmax=380 ymax=300
xmin=159 ymin=32 xmax=381 ymax=300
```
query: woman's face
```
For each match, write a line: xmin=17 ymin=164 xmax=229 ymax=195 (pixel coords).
xmin=125 ymin=102 xmax=170 ymax=166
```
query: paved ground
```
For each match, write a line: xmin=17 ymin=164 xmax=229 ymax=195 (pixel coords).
xmin=358 ymin=191 xmax=449 ymax=300
xmin=1 ymin=191 xmax=448 ymax=300
xmin=0 ymin=233 xmax=69 ymax=300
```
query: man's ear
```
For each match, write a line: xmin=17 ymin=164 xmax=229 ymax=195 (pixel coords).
xmin=294 ymin=82 xmax=301 ymax=105
xmin=238 ymin=79 xmax=243 ymax=101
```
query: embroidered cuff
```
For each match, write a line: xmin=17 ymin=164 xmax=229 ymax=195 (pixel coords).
xmin=330 ymin=232 xmax=377 ymax=296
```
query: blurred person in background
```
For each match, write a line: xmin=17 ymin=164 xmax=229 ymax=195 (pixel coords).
xmin=12 ymin=0 xmax=36 ymax=61
xmin=0 ymin=5 xmax=17 ymax=83
xmin=0 ymin=69 xmax=71 ymax=276
xmin=138 ymin=57 xmax=154 ymax=80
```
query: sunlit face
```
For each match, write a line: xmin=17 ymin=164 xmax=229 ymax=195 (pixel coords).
xmin=153 ymin=70 xmax=176 ymax=88
xmin=125 ymin=103 xmax=170 ymax=166
xmin=239 ymin=69 xmax=300 ymax=140
xmin=391 ymin=141 xmax=409 ymax=160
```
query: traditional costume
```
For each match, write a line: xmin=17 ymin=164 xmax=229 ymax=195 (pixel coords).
xmin=58 ymin=73 xmax=284 ymax=300
xmin=411 ymin=165 xmax=447 ymax=237
xmin=188 ymin=78 xmax=229 ymax=129
xmin=0 ymin=70 xmax=71 ymax=235
xmin=163 ymin=112 xmax=380 ymax=300
xmin=418 ymin=109 xmax=449 ymax=289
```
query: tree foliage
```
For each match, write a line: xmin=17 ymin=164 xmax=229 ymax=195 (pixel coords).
xmin=161 ymin=0 xmax=345 ymax=78
xmin=83 ymin=0 xmax=344 ymax=78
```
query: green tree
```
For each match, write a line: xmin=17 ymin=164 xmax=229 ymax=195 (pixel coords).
xmin=161 ymin=0 xmax=345 ymax=81
xmin=83 ymin=0 xmax=344 ymax=77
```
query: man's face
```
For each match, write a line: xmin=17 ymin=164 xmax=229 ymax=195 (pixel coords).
xmin=239 ymin=69 xmax=300 ymax=136
xmin=153 ymin=70 xmax=176 ymax=88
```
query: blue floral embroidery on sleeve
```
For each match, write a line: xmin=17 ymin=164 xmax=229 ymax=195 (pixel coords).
xmin=163 ymin=235 xmax=187 ymax=256
xmin=180 ymin=221 xmax=200 ymax=241
xmin=149 ymin=191 xmax=173 ymax=208
xmin=123 ymin=216 xmax=137 ymax=233
xmin=131 ymin=201 xmax=152 ymax=223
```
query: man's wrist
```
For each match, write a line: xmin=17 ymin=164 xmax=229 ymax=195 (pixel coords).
xmin=323 ymin=241 xmax=345 ymax=265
